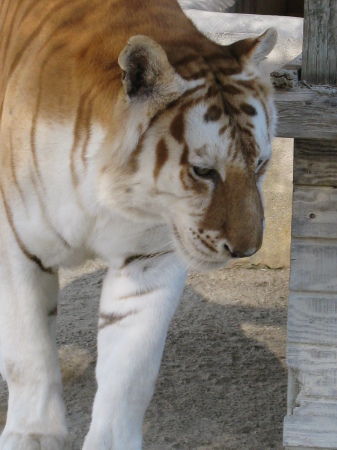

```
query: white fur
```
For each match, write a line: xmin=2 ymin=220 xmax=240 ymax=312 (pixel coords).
xmin=0 ymin=29 xmax=276 ymax=449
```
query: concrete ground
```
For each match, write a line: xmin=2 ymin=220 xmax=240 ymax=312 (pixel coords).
xmin=0 ymin=262 xmax=289 ymax=449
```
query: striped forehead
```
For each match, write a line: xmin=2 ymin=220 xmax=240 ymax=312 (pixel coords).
xmin=182 ymin=93 xmax=268 ymax=166
xmin=184 ymin=100 xmax=231 ymax=162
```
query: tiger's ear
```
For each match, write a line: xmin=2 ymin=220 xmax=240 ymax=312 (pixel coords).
xmin=229 ymin=28 xmax=277 ymax=62
xmin=118 ymin=35 xmax=184 ymax=101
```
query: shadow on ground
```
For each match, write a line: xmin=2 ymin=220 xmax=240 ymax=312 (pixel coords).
xmin=0 ymin=266 xmax=288 ymax=450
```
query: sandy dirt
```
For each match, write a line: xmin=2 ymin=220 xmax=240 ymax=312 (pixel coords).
xmin=0 ymin=262 xmax=289 ymax=449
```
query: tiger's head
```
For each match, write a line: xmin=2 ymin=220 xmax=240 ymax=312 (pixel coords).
xmin=99 ymin=29 xmax=277 ymax=270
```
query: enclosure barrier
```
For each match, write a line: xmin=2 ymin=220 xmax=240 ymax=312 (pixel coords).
xmin=275 ymin=1 xmax=337 ymax=448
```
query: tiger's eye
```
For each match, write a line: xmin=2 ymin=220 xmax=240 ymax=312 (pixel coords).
xmin=193 ymin=166 xmax=212 ymax=176
xmin=192 ymin=166 xmax=218 ymax=187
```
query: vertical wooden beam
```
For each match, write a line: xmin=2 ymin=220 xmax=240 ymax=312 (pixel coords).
xmin=302 ymin=0 xmax=337 ymax=85
xmin=285 ymin=1 xmax=337 ymax=449
xmin=284 ymin=140 xmax=337 ymax=450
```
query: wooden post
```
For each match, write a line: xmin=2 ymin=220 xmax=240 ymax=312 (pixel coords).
xmin=284 ymin=1 xmax=337 ymax=448
xmin=302 ymin=0 xmax=337 ymax=85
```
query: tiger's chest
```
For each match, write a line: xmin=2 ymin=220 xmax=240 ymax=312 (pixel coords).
xmin=12 ymin=194 xmax=168 ymax=270
xmin=0 ymin=118 xmax=169 ymax=269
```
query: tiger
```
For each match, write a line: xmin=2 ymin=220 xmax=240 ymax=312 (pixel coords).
xmin=0 ymin=0 xmax=277 ymax=448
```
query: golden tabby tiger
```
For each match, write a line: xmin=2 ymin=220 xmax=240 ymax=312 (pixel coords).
xmin=0 ymin=0 xmax=276 ymax=448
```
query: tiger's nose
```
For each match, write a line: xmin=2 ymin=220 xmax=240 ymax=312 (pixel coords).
xmin=223 ymin=243 xmax=257 ymax=259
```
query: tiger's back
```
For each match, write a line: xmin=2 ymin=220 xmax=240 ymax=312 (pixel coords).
xmin=0 ymin=1 xmax=277 ymax=449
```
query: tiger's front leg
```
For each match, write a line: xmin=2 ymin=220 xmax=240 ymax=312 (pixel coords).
xmin=83 ymin=252 xmax=187 ymax=450
xmin=0 ymin=233 xmax=67 ymax=449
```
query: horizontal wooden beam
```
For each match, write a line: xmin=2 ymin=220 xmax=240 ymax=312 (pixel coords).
xmin=274 ymin=86 xmax=337 ymax=140
xmin=293 ymin=139 xmax=337 ymax=186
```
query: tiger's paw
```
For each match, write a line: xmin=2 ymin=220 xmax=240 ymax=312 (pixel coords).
xmin=0 ymin=432 xmax=65 ymax=450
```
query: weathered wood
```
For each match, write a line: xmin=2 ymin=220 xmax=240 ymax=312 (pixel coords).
xmin=284 ymin=414 xmax=337 ymax=448
xmin=286 ymin=448 xmax=335 ymax=450
xmin=302 ymin=0 xmax=337 ymax=85
xmin=286 ymin=447 xmax=335 ymax=450
xmin=293 ymin=139 xmax=337 ymax=186
xmin=285 ymin=1 xmax=337 ymax=448
xmin=274 ymin=87 xmax=337 ymax=140
xmin=289 ymin=239 xmax=337 ymax=293
xmin=285 ymin=348 xmax=337 ymax=446
xmin=292 ymin=187 xmax=337 ymax=238
xmin=287 ymin=292 xmax=337 ymax=345
xmin=287 ymin=344 xmax=337 ymax=398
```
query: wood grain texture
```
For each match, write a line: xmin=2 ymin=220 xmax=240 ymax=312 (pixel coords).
xmin=293 ymin=139 xmax=337 ymax=186
xmin=302 ymin=0 xmax=337 ymax=85
xmin=287 ymin=292 xmax=337 ymax=345
xmin=292 ymin=187 xmax=337 ymax=239
xmin=286 ymin=447 xmax=336 ymax=450
xmin=274 ymin=87 xmax=337 ymax=140
xmin=285 ymin=2 xmax=337 ymax=447
xmin=289 ymin=240 xmax=337 ymax=292
xmin=284 ymin=414 xmax=337 ymax=448
xmin=287 ymin=344 xmax=337 ymax=398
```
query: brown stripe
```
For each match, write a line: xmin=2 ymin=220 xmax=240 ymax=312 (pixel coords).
xmin=0 ymin=0 xmax=11 ymax=36
xmin=260 ymin=97 xmax=270 ymax=138
xmin=216 ymin=67 xmax=241 ymax=77
xmin=30 ymin=43 xmax=66 ymax=189
xmin=236 ymin=123 xmax=254 ymax=138
xmin=18 ymin=0 xmax=44 ymax=26
xmin=118 ymin=288 xmax=159 ymax=300
xmin=0 ymin=183 xmax=53 ymax=274
xmin=206 ymin=84 xmax=219 ymax=99
xmin=9 ymin=131 xmax=25 ymax=203
xmin=70 ymin=91 xmax=91 ymax=186
xmin=204 ymin=105 xmax=222 ymax=123
xmin=128 ymin=133 xmax=145 ymax=173
xmin=180 ymin=144 xmax=189 ymax=167
xmin=227 ymin=140 xmax=235 ymax=159
xmin=154 ymin=138 xmax=169 ymax=181
xmin=170 ymin=111 xmax=185 ymax=144
xmin=219 ymin=84 xmax=242 ymax=95
xmin=30 ymin=80 xmax=44 ymax=186
xmin=222 ymin=98 xmax=240 ymax=117
xmin=174 ymin=53 xmax=201 ymax=67
xmin=8 ymin=0 xmax=77 ymax=80
xmin=204 ymin=52 xmax=233 ymax=64
xmin=256 ymin=159 xmax=269 ymax=179
xmin=122 ymin=250 xmax=173 ymax=268
xmin=184 ymin=69 xmax=208 ymax=81
xmin=240 ymin=103 xmax=257 ymax=116
xmin=81 ymin=99 xmax=93 ymax=167
xmin=98 ymin=312 xmax=133 ymax=330
xmin=219 ymin=125 xmax=228 ymax=135
xmin=236 ymin=79 xmax=256 ymax=91
xmin=1 ymin=1 xmax=23 ymax=65
xmin=198 ymin=235 xmax=218 ymax=253
xmin=180 ymin=168 xmax=189 ymax=190
xmin=182 ymin=83 xmax=206 ymax=98
xmin=146 ymin=85 xmax=205 ymax=137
